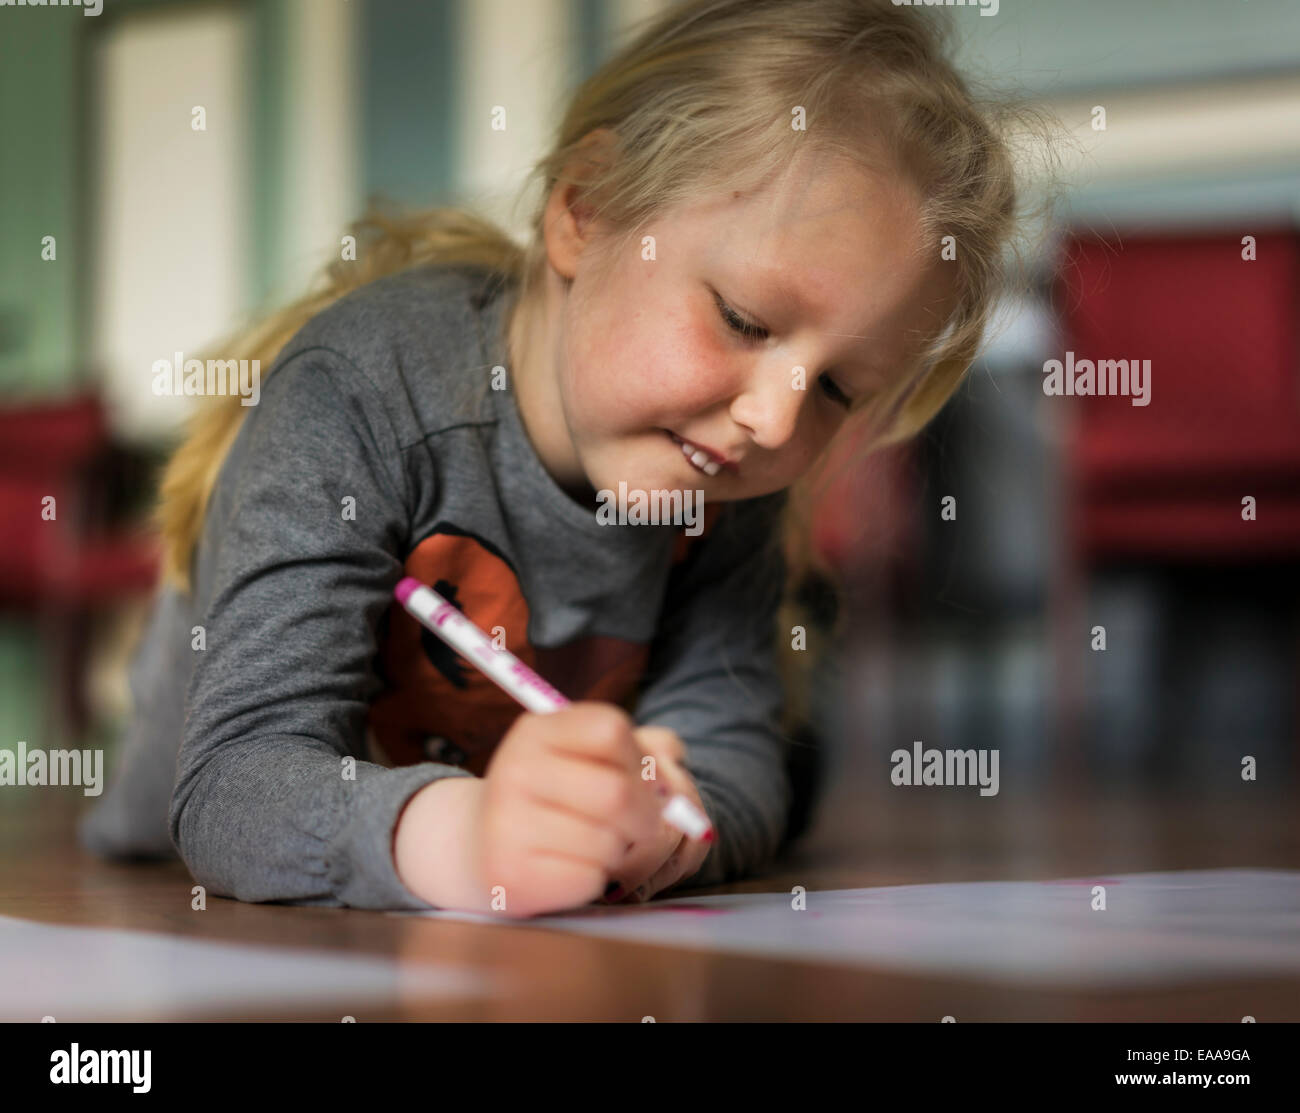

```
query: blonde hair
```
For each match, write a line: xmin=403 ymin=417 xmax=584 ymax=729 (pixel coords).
xmin=155 ymin=0 xmax=1060 ymax=732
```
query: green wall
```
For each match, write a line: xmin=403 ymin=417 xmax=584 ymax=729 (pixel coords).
xmin=0 ymin=10 xmax=81 ymax=396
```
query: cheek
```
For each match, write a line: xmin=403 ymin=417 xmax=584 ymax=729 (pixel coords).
xmin=647 ymin=309 xmax=730 ymax=406
xmin=601 ymin=308 xmax=711 ymax=416
xmin=561 ymin=304 xmax=626 ymax=414
xmin=563 ymin=278 xmax=730 ymax=430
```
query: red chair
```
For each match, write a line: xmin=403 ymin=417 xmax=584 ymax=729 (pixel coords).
xmin=1056 ymin=228 xmax=1300 ymax=562
xmin=0 ymin=392 xmax=161 ymax=739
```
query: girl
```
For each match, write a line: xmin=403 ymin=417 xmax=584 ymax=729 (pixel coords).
xmin=80 ymin=0 xmax=1039 ymax=917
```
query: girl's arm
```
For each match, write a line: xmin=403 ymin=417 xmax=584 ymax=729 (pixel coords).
xmin=632 ymin=490 xmax=794 ymax=890
xmin=168 ymin=346 xmax=474 ymax=909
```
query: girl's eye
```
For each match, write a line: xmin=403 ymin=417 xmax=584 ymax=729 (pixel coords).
xmin=818 ymin=374 xmax=852 ymax=410
xmin=714 ymin=289 xmax=853 ymax=410
xmin=713 ymin=292 xmax=769 ymax=342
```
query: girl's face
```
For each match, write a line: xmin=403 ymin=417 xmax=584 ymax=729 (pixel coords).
xmin=513 ymin=146 xmax=959 ymax=509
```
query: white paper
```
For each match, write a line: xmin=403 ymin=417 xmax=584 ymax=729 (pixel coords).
xmin=0 ymin=914 xmax=499 ymax=1020
xmin=396 ymin=869 xmax=1300 ymax=987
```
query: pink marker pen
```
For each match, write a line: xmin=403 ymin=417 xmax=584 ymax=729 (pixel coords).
xmin=393 ymin=576 xmax=714 ymax=843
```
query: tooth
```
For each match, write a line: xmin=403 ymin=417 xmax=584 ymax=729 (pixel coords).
xmin=690 ymin=450 xmax=710 ymax=469
xmin=681 ymin=441 xmax=695 ymax=458
xmin=702 ymin=459 xmax=720 ymax=476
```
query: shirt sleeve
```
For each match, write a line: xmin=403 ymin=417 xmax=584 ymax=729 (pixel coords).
xmin=169 ymin=346 xmax=476 ymax=910
xmin=632 ymin=490 xmax=794 ymax=889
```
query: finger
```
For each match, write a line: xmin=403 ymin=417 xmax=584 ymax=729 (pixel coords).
xmin=651 ymin=839 xmax=713 ymax=898
xmin=506 ymin=798 xmax=628 ymax=875
xmin=613 ymin=827 xmax=686 ymax=902
xmin=633 ymin=727 xmax=689 ymax=792
xmin=527 ymin=703 xmax=645 ymax=774
xmin=515 ymin=751 xmax=661 ymax=846
xmin=633 ymin=746 xmax=687 ymax=796
xmin=631 ymin=853 xmax=684 ymax=903
xmin=609 ymin=754 xmax=715 ymax=901
xmin=603 ymin=746 xmax=712 ymax=900
xmin=634 ymin=725 xmax=687 ymax=765
xmin=491 ymin=852 xmax=606 ymax=919
xmin=632 ymin=832 xmax=713 ymax=902
xmin=644 ymin=758 xmax=716 ymax=852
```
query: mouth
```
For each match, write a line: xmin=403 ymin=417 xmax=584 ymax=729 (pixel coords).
xmin=665 ymin=430 xmax=733 ymax=477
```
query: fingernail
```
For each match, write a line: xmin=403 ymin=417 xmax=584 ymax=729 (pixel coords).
xmin=604 ymin=881 xmax=624 ymax=900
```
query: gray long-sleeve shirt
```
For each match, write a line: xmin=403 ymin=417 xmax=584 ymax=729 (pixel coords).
xmin=78 ymin=262 xmax=792 ymax=910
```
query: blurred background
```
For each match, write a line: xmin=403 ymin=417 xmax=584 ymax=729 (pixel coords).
xmin=1 ymin=0 xmax=1298 ymax=875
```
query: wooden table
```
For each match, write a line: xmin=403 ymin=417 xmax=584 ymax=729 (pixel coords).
xmin=2 ymin=786 xmax=1296 ymax=1021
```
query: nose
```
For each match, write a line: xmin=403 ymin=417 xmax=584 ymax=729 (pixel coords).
xmin=728 ymin=359 xmax=805 ymax=450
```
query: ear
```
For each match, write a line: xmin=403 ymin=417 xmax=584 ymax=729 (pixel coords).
xmin=543 ymin=128 xmax=620 ymax=281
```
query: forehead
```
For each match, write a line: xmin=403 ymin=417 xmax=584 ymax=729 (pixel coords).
xmin=676 ymin=150 xmax=957 ymax=361
xmin=698 ymin=150 xmax=923 ymax=265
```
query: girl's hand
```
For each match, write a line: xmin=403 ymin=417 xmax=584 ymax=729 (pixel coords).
xmin=469 ymin=702 xmax=668 ymax=919
xmin=598 ymin=725 xmax=715 ymax=905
